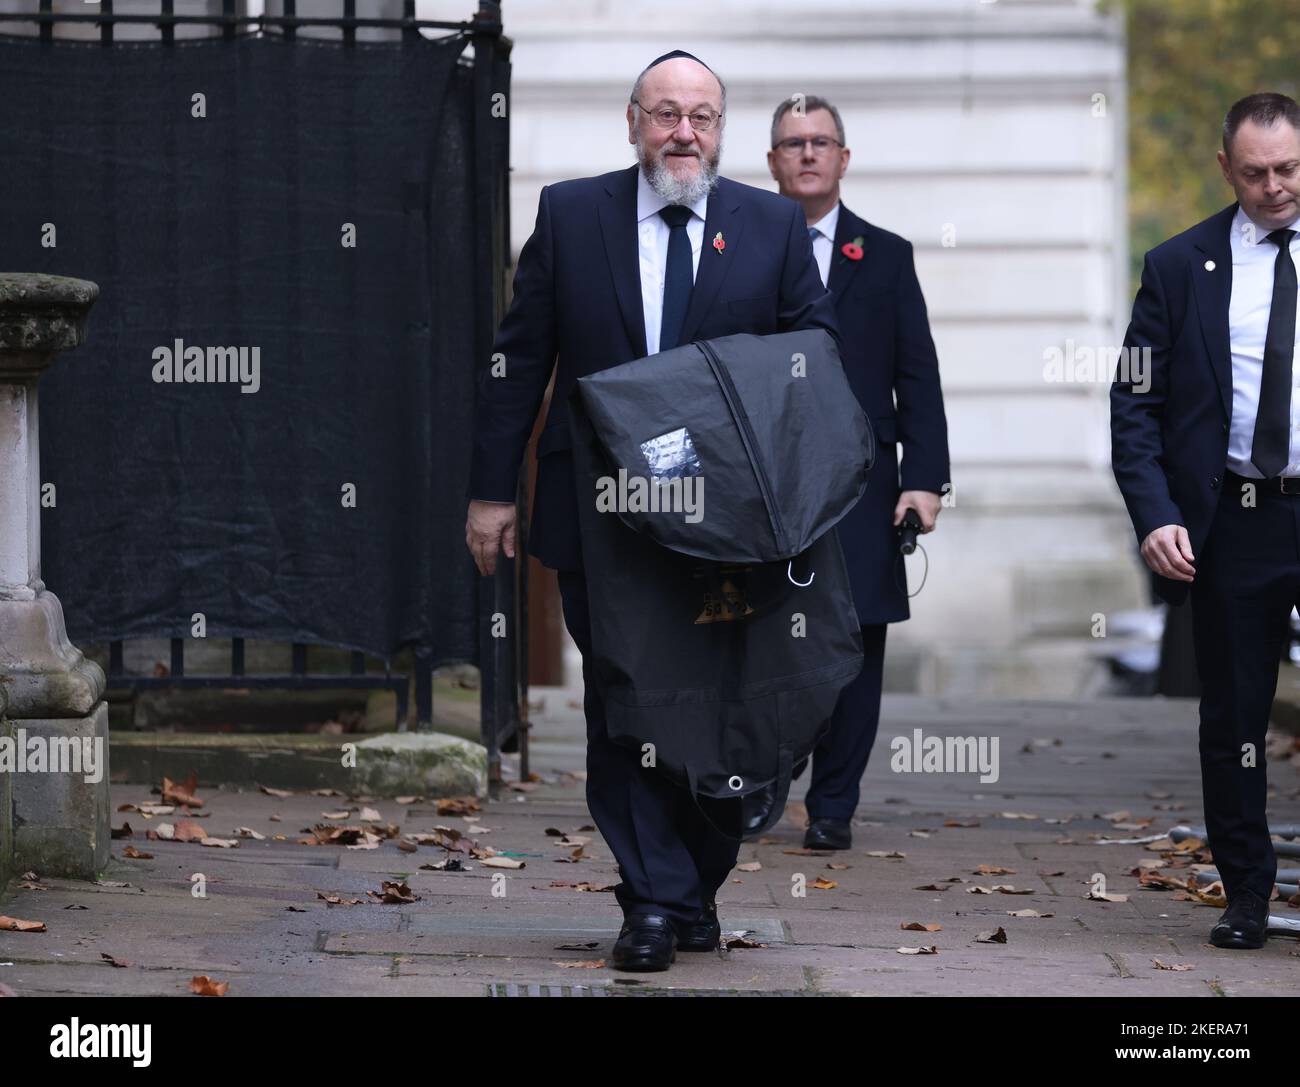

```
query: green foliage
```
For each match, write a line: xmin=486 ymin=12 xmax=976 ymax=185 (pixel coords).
xmin=1116 ymin=0 xmax=1300 ymax=276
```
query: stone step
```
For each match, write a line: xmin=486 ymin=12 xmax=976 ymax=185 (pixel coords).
xmin=108 ymin=730 xmax=487 ymax=797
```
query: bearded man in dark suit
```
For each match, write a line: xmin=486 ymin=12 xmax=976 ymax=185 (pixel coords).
xmin=465 ymin=52 xmax=839 ymax=971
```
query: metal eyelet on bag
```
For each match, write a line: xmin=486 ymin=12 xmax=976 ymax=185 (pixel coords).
xmin=787 ymin=560 xmax=814 ymax=587
xmin=727 ymin=775 xmax=744 ymax=791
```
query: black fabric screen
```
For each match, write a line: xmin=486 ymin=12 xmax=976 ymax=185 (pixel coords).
xmin=0 ymin=34 xmax=483 ymax=666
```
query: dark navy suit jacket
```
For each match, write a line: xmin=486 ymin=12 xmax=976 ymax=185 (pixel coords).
xmin=468 ymin=163 xmax=840 ymax=572
xmin=1110 ymin=203 xmax=1240 ymax=607
xmin=829 ymin=203 xmax=950 ymax=625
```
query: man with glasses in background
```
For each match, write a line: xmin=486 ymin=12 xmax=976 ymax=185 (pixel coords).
xmin=465 ymin=52 xmax=838 ymax=971
xmin=749 ymin=94 xmax=950 ymax=850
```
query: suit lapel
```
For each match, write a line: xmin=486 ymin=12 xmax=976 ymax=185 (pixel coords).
xmin=678 ymin=179 xmax=745 ymax=346
xmin=829 ymin=201 xmax=869 ymax=296
xmin=1190 ymin=203 xmax=1237 ymax=418
xmin=597 ymin=165 xmax=648 ymax=358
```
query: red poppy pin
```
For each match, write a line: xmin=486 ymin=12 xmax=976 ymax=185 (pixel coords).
xmin=713 ymin=231 xmax=725 ymax=254
xmin=841 ymin=235 xmax=865 ymax=261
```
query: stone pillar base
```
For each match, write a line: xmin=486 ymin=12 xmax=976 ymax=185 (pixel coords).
xmin=10 ymin=702 xmax=110 ymax=879
xmin=0 ymin=588 xmax=105 ymax=719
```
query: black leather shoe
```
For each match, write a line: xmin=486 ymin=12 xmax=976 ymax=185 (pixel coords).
xmin=740 ymin=785 xmax=777 ymax=839
xmin=676 ymin=902 xmax=721 ymax=952
xmin=803 ymin=818 xmax=851 ymax=850
xmin=1209 ymin=889 xmax=1269 ymax=949
xmin=612 ymin=913 xmax=677 ymax=971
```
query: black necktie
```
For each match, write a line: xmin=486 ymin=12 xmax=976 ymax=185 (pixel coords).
xmin=1252 ymin=228 xmax=1297 ymax=478
xmin=658 ymin=204 xmax=694 ymax=352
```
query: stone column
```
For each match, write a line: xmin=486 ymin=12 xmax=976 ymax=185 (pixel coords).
xmin=0 ymin=273 xmax=109 ymax=881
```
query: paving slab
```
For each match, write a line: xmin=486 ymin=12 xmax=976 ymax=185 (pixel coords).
xmin=1 ymin=695 xmax=1297 ymax=997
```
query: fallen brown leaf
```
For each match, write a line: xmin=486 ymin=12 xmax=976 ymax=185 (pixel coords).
xmin=0 ymin=916 xmax=46 ymax=932
xmin=189 ymin=975 xmax=229 ymax=996
xmin=315 ymin=893 xmax=364 ymax=906
xmin=436 ymin=797 xmax=481 ymax=815
xmin=162 ymin=774 xmax=203 ymax=809
xmin=368 ymin=880 xmax=420 ymax=904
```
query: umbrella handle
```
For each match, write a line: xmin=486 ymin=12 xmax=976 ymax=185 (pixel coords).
xmin=787 ymin=559 xmax=814 ymax=588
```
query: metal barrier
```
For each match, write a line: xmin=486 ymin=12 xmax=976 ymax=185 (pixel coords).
xmin=0 ymin=0 xmax=527 ymax=782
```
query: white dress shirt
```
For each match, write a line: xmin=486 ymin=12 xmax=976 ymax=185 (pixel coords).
xmin=806 ymin=202 xmax=840 ymax=289
xmin=636 ymin=168 xmax=708 ymax=356
xmin=1227 ymin=204 xmax=1300 ymax=477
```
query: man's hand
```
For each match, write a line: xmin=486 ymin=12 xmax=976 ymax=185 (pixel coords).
xmin=893 ymin=490 xmax=943 ymax=533
xmin=1141 ymin=524 xmax=1195 ymax=582
xmin=466 ymin=499 xmax=517 ymax=577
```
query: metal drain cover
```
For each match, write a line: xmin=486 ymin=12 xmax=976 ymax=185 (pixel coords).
xmin=487 ymin=982 xmax=824 ymax=997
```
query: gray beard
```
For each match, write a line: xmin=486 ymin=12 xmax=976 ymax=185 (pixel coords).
xmin=637 ymin=128 xmax=722 ymax=206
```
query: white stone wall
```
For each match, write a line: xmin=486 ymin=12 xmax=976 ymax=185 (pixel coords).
xmin=488 ymin=0 xmax=1137 ymax=696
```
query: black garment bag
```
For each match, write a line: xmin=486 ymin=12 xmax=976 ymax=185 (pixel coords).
xmin=568 ymin=328 xmax=875 ymax=838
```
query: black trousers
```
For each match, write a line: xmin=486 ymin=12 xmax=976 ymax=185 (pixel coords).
xmin=1188 ymin=479 xmax=1286 ymax=902
xmin=557 ymin=569 xmax=742 ymax=929
xmin=805 ymin=623 xmax=887 ymax=823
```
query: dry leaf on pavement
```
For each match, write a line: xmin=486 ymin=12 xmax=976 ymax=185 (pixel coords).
xmin=0 ymin=916 xmax=46 ymax=932
xmin=368 ymin=880 xmax=420 ymax=904
xmin=162 ymin=775 xmax=203 ymax=809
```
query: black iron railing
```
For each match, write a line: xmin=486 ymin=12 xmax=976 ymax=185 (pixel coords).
xmin=2 ymin=0 xmax=525 ymax=784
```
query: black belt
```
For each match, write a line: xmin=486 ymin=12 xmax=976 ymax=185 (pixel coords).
xmin=1225 ymin=469 xmax=1300 ymax=495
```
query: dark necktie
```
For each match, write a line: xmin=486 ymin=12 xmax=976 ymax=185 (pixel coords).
xmin=1252 ymin=228 xmax=1297 ymax=478
xmin=658 ymin=204 xmax=694 ymax=352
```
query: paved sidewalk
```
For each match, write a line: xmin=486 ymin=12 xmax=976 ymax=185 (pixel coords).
xmin=1 ymin=695 xmax=1297 ymax=996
